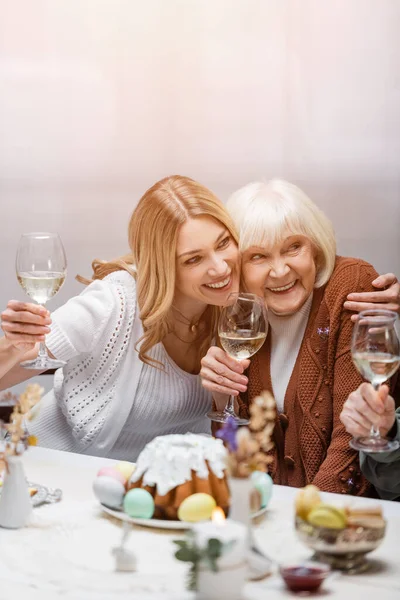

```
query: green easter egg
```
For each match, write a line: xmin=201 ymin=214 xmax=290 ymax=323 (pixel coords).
xmin=178 ymin=493 xmax=217 ymax=523
xmin=123 ymin=488 xmax=155 ymax=519
xmin=251 ymin=471 xmax=273 ymax=509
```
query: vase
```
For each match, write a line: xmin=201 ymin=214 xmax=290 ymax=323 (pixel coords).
xmin=0 ymin=455 xmax=32 ymax=528
xmin=197 ymin=563 xmax=246 ymax=600
xmin=228 ymin=476 xmax=252 ymax=530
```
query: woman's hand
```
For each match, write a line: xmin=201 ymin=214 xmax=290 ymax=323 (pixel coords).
xmin=1 ymin=300 xmax=51 ymax=351
xmin=200 ymin=346 xmax=250 ymax=397
xmin=344 ymin=273 xmax=400 ymax=321
xmin=340 ymin=383 xmax=396 ymax=439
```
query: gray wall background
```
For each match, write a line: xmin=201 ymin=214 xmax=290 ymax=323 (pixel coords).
xmin=1 ymin=0 xmax=399 ymax=313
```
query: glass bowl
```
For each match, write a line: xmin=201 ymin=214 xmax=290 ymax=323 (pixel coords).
xmin=295 ymin=516 xmax=386 ymax=573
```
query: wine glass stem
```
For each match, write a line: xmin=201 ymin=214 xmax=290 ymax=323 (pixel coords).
xmin=224 ymin=396 xmax=237 ymax=416
xmin=38 ymin=341 xmax=48 ymax=360
xmin=370 ymin=381 xmax=381 ymax=438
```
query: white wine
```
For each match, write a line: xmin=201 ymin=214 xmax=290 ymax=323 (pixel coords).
xmin=353 ymin=352 xmax=400 ymax=385
xmin=17 ymin=271 xmax=66 ymax=304
xmin=219 ymin=330 xmax=266 ymax=360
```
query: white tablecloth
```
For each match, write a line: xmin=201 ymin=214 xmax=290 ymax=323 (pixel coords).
xmin=0 ymin=447 xmax=399 ymax=600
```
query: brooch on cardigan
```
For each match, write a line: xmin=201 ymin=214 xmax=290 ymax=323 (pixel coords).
xmin=317 ymin=327 xmax=330 ymax=340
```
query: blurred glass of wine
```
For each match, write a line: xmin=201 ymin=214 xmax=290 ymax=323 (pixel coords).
xmin=207 ymin=292 xmax=268 ymax=425
xmin=16 ymin=232 xmax=67 ymax=370
xmin=350 ymin=309 xmax=400 ymax=453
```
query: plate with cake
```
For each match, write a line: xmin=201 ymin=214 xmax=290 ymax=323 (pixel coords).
xmin=94 ymin=433 xmax=272 ymax=529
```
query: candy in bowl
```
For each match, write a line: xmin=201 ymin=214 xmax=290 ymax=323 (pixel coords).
xmin=294 ymin=485 xmax=386 ymax=573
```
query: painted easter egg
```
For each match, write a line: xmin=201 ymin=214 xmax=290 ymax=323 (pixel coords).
xmin=114 ymin=461 xmax=136 ymax=480
xmin=123 ymin=489 xmax=155 ymax=519
xmin=97 ymin=466 xmax=126 ymax=486
xmin=93 ymin=476 xmax=125 ymax=509
xmin=251 ymin=471 xmax=273 ymax=509
xmin=177 ymin=493 xmax=217 ymax=523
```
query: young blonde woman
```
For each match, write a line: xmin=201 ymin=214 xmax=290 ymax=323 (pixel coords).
xmin=1 ymin=176 xmax=398 ymax=461
xmin=200 ymin=179 xmax=400 ymax=496
xmin=0 ymin=176 xmax=242 ymax=459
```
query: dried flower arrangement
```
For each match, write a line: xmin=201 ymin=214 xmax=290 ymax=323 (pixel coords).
xmin=216 ymin=390 xmax=276 ymax=478
xmin=0 ymin=384 xmax=43 ymax=461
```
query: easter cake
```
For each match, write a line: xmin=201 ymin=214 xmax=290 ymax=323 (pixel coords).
xmin=93 ymin=433 xmax=274 ymax=522
xmin=127 ymin=433 xmax=230 ymax=520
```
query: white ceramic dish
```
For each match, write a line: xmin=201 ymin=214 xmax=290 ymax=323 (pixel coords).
xmin=101 ymin=503 xmax=268 ymax=530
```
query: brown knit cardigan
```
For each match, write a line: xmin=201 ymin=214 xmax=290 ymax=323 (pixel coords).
xmin=236 ymin=256 xmax=399 ymax=496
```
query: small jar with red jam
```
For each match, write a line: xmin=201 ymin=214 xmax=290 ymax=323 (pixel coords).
xmin=279 ymin=562 xmax=331 ymax=593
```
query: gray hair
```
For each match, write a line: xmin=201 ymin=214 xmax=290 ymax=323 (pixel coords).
xmin=226 ymin=179 xmax=336 ymax=288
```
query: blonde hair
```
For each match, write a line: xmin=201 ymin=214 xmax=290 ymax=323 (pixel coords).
xmin=226 ymin=179 xmax=336 ymax=288
xmin=78 ymin=175 xmax=239 ymax=365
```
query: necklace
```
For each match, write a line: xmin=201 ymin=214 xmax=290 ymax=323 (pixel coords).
xmin=171 ymin=305 xmax=203 ymax=333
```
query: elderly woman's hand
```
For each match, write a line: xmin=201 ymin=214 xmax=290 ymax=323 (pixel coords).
xmin=1 ymin=300 xmax=51 ymax=351
xmin=340 ymin=383 xmax=396 ymax=439
xmin=344 ymin=273 xmax=400 ymax=321
xmin=200 ymin=346 xmax=250 ymax=397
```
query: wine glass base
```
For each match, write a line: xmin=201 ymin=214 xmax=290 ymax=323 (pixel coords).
xmin=207 ymin=410 xmax=249 ymax=426
xmin=350 ymin=436 xmax=400 ymax=453
xmin=20 ymin=357 xmax=66 ymax=371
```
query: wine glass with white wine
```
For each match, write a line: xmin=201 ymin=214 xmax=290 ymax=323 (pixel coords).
xmin=207 ymin=292 xmax=268 ymax=425
xmin=351 ymin=308 xmax=400 ymax=452
xmin=16 ymin=232 xmax=67 ymax=370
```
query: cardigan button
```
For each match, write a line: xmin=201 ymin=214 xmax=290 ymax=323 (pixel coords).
xmin=284 ymin=456 xmax=295 ymax=468
xmin=315 ymin=348 xmax=320 ymax=354
xmin=324 ymin=379 xmax=330 ymax=385
xmin=322 ymin=365 xmax=327 ymax=371
xmin=340 ymin=476 xmax=347 ymax=482
xmin=321 ymin=427 xmax=327 ymax=433
xmin=318 ymin=396 xmax=323 ymax=402
xmin=279 ymin=413 xmax=289 ymax=431
xmin=314 ymin=412 xmax=320 ymax=418
xmin=349 ymin=466 xmax=355 ymax=473
xmin=341 ymin=488 xmax=347 ymax=494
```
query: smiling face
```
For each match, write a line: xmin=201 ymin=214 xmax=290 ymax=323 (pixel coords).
xmin=174 ymin=216 xmax=240 ymax=311
xmin=242 ymin=231 xmax=317 ymax=316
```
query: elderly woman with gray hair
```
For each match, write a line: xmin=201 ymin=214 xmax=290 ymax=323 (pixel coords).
xmin=201 ymin=179 xmax=399 ymax=497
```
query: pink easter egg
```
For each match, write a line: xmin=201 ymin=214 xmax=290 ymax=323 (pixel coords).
xmin=97 ymin=466 xmax=126 ymax=486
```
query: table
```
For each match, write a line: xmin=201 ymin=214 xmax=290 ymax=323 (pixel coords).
xmin=0 ymin=446 xmax=399 ymax=599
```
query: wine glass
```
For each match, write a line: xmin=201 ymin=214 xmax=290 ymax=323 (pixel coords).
xmin=207 ymin=292 xmax=268 ymax=425
xmin=350 ymin=308 xmax=400 ymax=452
xmin=16 ymin=232 xmax=67 ymax=370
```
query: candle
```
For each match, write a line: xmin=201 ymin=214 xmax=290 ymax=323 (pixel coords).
xmin=191 ymin=514 xmax=247 ymax=568
xmin=191 ymin=510 xmax=247 ymax=600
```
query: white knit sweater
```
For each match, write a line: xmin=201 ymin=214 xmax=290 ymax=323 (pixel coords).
xmin=28 ymin=271 xmax=212 ymax=459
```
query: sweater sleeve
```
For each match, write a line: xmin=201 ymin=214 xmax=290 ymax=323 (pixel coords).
xmin=312 ymin=261 xmax=379 ymax=495
xmin=360 ymin=409 xmax=400 ymax=500
xmin=46 ymin=275 xmax=129 ymax=363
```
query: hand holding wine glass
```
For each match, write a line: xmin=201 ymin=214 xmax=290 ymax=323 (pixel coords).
xmin=15 ymin=232 xmax=67 ymax=370
xmin=206 ymin=292 xmax=268 ymax=425
xmin=350 ymin=309 xmax=400 ymax=452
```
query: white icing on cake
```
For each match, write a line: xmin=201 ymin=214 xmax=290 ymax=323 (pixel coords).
xmin=129 ymin=433 xmax=227 ymax=496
